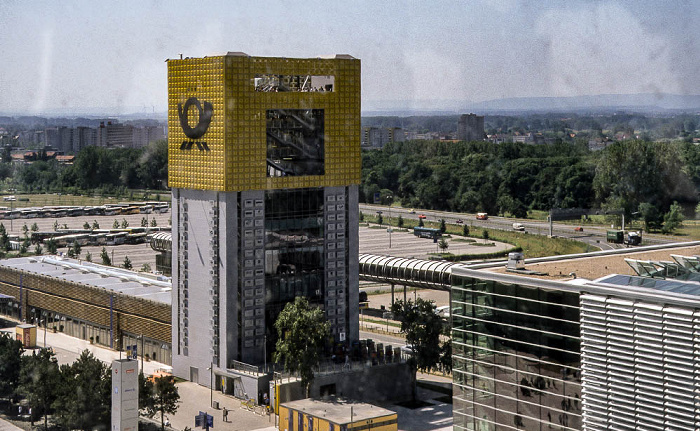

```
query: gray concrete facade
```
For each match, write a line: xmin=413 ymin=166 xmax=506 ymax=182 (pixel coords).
xmin=172 ymin=186 xmax=360 ymax=387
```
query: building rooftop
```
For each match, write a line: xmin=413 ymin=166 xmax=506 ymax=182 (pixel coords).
xmin=486 ymin=243 xmax=700 ymax=281
xmin=0 ymin=256 xmax=171 ymax=304
xmin=280 ymin=398 xmax=395 ymax=425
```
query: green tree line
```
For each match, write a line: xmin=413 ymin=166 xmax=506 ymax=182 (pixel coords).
xmin=0 ymin=333 xmax=179 ymax=431
xmin=6 ymin=140 xmax=168 ymax=195
xmin=361 ymin=139 xmax=700 ymax=224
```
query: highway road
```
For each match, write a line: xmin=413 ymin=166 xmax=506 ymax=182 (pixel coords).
xmin=360 ymin=203 xmax=674 ymax=251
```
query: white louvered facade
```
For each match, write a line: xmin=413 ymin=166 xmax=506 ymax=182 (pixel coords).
xmin=580 ymin=294 xmax=700 ymax=431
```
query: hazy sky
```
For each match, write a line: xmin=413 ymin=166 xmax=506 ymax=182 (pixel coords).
xmin=0 ymin=0 xmax=698 ymax=114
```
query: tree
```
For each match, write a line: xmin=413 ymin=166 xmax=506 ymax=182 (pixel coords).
xmin=638 ymin=202 xmax=663 ymax=232
xmin=101 ymin=247 xmax=111 ymax=266
xmin=482 ymin=230 xmax=489 ymax=241
xmin=391 ymin=298 xmax=449 ymax=400
xmin=138 ymin=372 xmax=155 ymax=413
xmin=662 ymin=201 xmax=684 ymax=234
xmin=462 ymin=224 xmax=470 ymax=237
xmin=34 ymin=244 xmax=42 ymax=255
xmin=113 ymin=220 xmax=120 ymax=229
xmin=85 ymin=251 xmax=92 ymax=262
xmin=0 ymin=332 xmax=24 ymax=399
xmin=31 ymin=222 xmax=38 ymax=232
xmin=53 ymin=350 xmax=111 ymax=431
xmin=439 ymin=218 xmax=446 ymax=233
xmin=53 ymin=220 xmax=59 ymax=231
xmin=438 ymin=238 xmax=449 ymax=252
xmin=141 ymin=217 xmax=148 ymax=227
xmin=46 ymin=238 xmax=58 ymax=254
xmin=123 ymin=256 xmax=132 ymax=270
xmin=146 ymin=376 xmax=180 ymax=431
xmin=22 ymin=224 xmax=28 ymax=236
xmin=397 ymin=215 xmax=404 ymax=228
xmin=359 ymin=211 xmax=364 ymax=222
xmin=83 ymin=221 xmax=91 ymax=230
xmin=92 ymin=220 xmax=100 ymax=229
xmin=274 ymin=297 xmax=330 ymax=396
xmin=0 ymin=223 xmax=9 ymax=251
xmin=141 ymin=263 xmax=152 ymax=272
xmin=150 ymin=218 xmax=157 ymax=227
xmin=121 ymin=218 xmax=129 ymax=229
xmin=377 ymin=214 xmax=383 ymax=225
xmin=19 ymin=348 xmax=60 ymax=430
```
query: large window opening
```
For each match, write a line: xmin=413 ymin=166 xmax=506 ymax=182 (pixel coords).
xmin=255 ymin=75 xmax=334 ymax=92
xmin=266 ymin=109 xmax=325 ymax=177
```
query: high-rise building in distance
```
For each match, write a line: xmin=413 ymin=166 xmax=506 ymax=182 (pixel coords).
xmin=457 ymin=113 xmax=485 ymax=142
xmin=167 ymin=52 xmax=361 ymax=386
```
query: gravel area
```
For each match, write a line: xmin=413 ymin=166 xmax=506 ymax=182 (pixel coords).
xmin=489 ymin=245 xmax=700 ymax=281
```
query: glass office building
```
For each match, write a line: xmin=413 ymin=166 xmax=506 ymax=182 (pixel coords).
xmin=168 ymin=53 xmax=360 ymax=386
xmin=452 ymin=275 xmax=582 ymax=430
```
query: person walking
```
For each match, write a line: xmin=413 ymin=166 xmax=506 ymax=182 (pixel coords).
xmin=222 ymin=406 xmax=228 ymax=422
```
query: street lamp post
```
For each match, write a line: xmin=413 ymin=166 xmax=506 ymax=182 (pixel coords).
xmin=207 ymin=362 xmax=213 ymax=407
xmin=137 ymin=334 xmax=144 ymax=371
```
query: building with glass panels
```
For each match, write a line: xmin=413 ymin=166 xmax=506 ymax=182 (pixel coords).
xmin=167 ymin=53 xmax=360 ymax=386
xmin=452 ymin=270 xmax=582 ymax=430
xmin=451 ymin=257 xmax=700 ymax=431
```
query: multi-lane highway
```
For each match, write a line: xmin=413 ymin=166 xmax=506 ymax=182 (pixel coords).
xmin=360 ymin=203 xmax=674 ymax=251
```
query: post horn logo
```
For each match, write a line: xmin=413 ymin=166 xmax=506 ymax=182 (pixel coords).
xmin=178 ymin=97 xmax=213 ymax=151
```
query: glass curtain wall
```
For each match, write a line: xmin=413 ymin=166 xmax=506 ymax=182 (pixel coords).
xmin=452 ymin=277 xmax=582 ymax=431
xmin=264 ymin=187 xmax=325 ymax=331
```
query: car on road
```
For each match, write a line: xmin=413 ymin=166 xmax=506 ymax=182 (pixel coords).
xmin=455 ymin=219 xmax=463 ymax=224
xmin=574 ymin=226 xmax=584 ymax=232
xmin=512 ymin=223 xmax=525 ymax=231
xmin=418 ymin=214 xmax=427 ymax=219
xmin=409 ymin=209 xmax=416 ymax=214
xmin=476 ymin=212 xmax=488 ymax=220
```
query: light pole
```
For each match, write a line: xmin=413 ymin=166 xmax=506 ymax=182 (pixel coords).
xmin=206 ymin=362 xmax=213 ymax=407
xmin=137 ymin=334 xmax=144 ymax=371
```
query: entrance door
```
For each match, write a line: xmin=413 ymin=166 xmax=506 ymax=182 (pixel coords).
xmin=233 ymin=377 xmax=244 ymax=399
xmin=190 ymin=367 xmax=199 ymax=383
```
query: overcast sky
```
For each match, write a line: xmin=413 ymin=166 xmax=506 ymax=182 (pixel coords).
xmin=0 ymin=0 xmax=698 ymax=115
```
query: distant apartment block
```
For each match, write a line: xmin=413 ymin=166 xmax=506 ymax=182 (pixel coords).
xmin=361 ymin=126 xmax=405 ymax=149
xmin=457 ymin=113 xmax=485 ymax=142
xmin=43 ymin=122 xmax=164 ymax=153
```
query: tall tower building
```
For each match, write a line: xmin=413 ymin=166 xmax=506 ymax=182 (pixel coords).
xmin=167 ymin=53 xmax=361 ymax=385
xmin=457 ymin=113 xmax=485 ymax=142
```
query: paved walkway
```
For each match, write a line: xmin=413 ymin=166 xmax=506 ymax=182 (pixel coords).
xmin=0 ymin=419 xmax=22 ymax=431
xmin=0 ymin=320 xmax=272 ymax=431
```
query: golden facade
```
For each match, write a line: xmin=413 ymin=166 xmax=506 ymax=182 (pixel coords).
xmin=168 ymin=54 xmax=361 ymax=191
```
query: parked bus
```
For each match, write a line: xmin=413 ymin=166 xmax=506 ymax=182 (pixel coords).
xmin=413 ymin=226 xmax=442 ymax=239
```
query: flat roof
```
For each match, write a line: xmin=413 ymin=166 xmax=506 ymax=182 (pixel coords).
xmin=0 ymin=256 xmax=171 ymax=305
xmin=280 ymin=398 xmax=395 ymax=425
xmin=485 ymin=243 xmax=700 ymax=282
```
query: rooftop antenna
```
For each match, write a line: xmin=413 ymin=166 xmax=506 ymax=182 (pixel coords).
xmin=179 ymin=53 xmax=183 ymax=59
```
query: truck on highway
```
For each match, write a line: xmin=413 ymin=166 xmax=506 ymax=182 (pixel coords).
xmin=607 ymin=230 xmax=642 ymax=246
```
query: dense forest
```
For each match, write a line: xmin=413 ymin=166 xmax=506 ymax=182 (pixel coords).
xmin=361 ymin=140 xmax=700 ymax=221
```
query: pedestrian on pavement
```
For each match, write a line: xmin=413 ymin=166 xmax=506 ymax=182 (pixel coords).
xmin=223 ymin=406 xmax=228 ymax=422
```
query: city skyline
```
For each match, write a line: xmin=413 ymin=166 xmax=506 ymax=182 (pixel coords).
xmin=1 ymin=1 xmax=698 ymax=115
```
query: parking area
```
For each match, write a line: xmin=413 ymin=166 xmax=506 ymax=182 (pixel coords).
xmin=1 ymin=211 xmax=171 ymax=272
xmin=358 ymin=224 xmax=511 ymax=259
